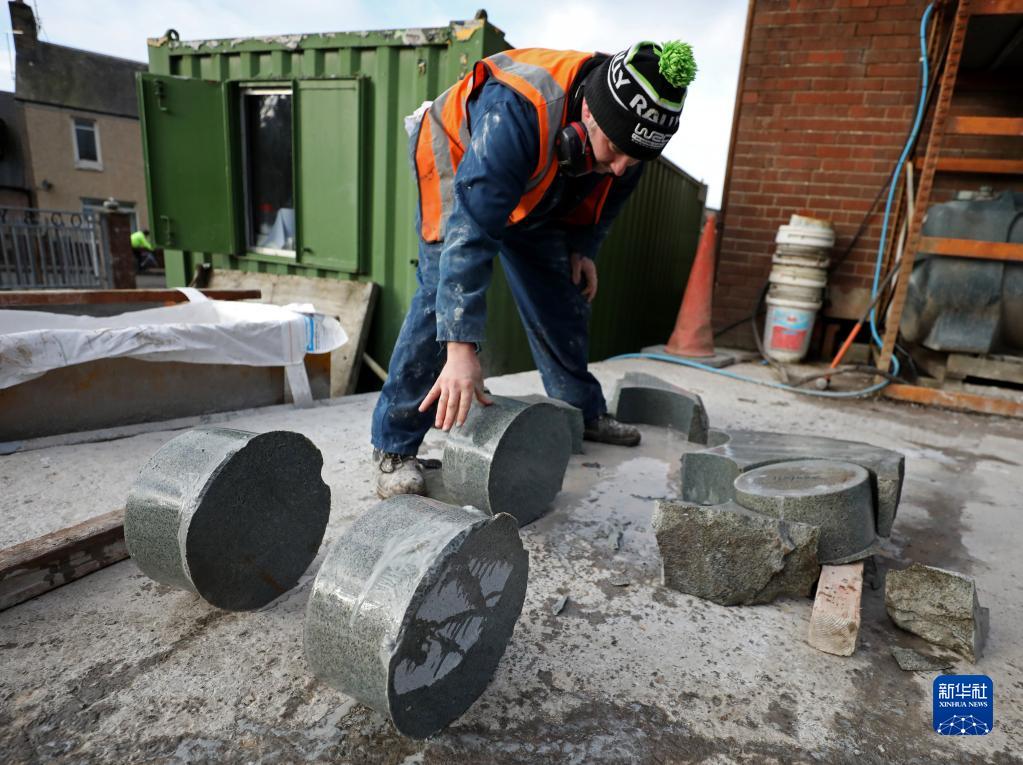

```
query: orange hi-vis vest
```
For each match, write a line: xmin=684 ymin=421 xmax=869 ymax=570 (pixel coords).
xmin=414 ymin=48 xmax=615 ymax=243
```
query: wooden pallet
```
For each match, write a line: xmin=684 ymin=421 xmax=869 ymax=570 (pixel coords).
xmin=946 ymin=353 xmax=1023 ymax=386
xmin=875 ymin=0 xmax=1023 ymax=418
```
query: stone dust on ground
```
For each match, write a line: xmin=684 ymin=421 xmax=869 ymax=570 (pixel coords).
xmin=1 ymin=359 xmax=1020 ymax=764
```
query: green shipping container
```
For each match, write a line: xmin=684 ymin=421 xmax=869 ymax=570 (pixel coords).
xmin=141 ymin=18 xmax=705 ymax=379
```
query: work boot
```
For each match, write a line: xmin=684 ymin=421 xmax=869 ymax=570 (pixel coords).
xmin=374 ymin=449 xmax=427 ymax=499
xmin=583 ymin=414 xmax=641 ymax=447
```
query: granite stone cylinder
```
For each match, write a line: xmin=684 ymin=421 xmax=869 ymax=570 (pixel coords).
xmin=733 ymin=459 xmax=875 ymax=564
xmin=443 ymin=395 xmax=571 ymax=526
xmin=124 ymin=427 xmax=330 ymax=611
xmin=304 ymin=496 xmax=529 ymax=739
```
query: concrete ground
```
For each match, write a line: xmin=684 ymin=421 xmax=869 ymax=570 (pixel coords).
xmin=1 ymin=358 xmax=1021 ymax=764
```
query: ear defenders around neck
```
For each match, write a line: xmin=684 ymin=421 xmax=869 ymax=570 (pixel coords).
xmin=556 ymin=121 xmax=594 ymax=177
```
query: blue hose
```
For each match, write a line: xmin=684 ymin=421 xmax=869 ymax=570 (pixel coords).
xmin=606 ymin=353 xmax=890 ymax=399
xmin=868 ymin=2 xmax=935 ymax=374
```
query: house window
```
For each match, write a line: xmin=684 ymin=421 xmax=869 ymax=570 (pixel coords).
xmin=72 ymin=118 xmax=103 ymax=170
xmin=241 ymin=88 xmax=294 ymax=255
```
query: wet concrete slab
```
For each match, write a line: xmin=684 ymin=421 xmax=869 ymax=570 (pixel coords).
xmin=1 ymin=359 xmax=1021 ymax=763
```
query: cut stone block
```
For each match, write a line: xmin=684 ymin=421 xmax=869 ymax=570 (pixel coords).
xmin=885 ymin=563 xmax=988 ymax=662
xmin=125 ymin=428 xmax=330 ymax=611
xmin=680 ymin=430 xmax=905 ymax=537
xmin=652 ymin=499 xmax=820 ymax=606
xmin=891 ymin=646 xmax=955 ymax=672
xmin=807 ymin=562 xmax=864 ymax=656
xmin=611 ymin=372 xmax=709 ymax=443
xmin=443 ymin=395 xmax=571 ymax=526
xmin=304 ymin=496 xmax=528 ymax=739
xmin=508 ymin=394 xmax=584 ymax=454
xmin=734 ymin=460 xmax=876 ymax=564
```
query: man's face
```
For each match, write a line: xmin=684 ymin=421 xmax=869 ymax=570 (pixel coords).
xmin=581 ymin=98 xmax=642 ymax=177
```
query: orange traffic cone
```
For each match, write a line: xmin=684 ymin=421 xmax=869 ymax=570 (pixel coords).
xmin=665 ymin=213 xmax=718 ymax=358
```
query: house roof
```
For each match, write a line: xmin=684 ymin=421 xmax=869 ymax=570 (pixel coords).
xmin=10 ymin=1 xmax=146 ymax=118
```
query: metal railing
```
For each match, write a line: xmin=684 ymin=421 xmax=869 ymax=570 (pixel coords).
xmin=0 ymin=207 xmax=111 ymax=290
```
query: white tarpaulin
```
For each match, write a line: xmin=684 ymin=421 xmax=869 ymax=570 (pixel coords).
xmin=0 ymin=290 xmax=348 ymax=391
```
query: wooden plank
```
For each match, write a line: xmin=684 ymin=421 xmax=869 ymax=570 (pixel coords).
xmin=946 ymin=353 xmax=1023 ymax=385
xmin=919 ymin=237 xmax=1023 ymax=262
xmin=207 ymin=270 xmax=378 ymax=396
xmin=913 ymin=157 xmax=1023 ymax=175
xmin=970 ymin=0 xmax=1023 ymax=14
xmin=0 ymin=289 xmax=261 ymax=307
xmin=807 ymin=562 xmax=864 ymax=657
xmin=884 ymin=383 xmax=1023 ymax=418
xmin=0 ymin=510 xmax=127 ymax=612
xmin=947 ymin=116 xmax=1023 ymax=136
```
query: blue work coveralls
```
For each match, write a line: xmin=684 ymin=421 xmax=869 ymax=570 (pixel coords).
xmin=371 ymin=77 xmax=644 ymax=457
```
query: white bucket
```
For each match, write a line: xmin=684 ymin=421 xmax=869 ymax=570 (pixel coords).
xmin=769 ymin=263 xmax=827 ymax=289
xmin=764 ymin=295 xmax=822 ymax=363
xmin=776 ymin=215 xmax=836 ymax=250
xmin=773 ymin=249 xmax=831 ymax=270
xmin=769 ymin=281 xmax=823 ymax=303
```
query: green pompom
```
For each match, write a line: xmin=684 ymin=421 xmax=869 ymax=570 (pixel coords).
xmin=658 ymin=41 xmax=697 ymax=88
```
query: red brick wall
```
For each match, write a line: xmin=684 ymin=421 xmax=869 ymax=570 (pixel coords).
xmin=716 ymin=0 xmax=935 ymax=344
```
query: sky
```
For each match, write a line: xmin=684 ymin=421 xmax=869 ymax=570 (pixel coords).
xmin=0 ymin=0 xmax=748 ymax=207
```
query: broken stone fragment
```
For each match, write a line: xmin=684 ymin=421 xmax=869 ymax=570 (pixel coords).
xmin=304 ymin=496 xmax=528 ymax=739
xmin=680 ymin=430 xmax=905 ymax=537
xmin=652 ymin=499 xmax=820 ymax=606
xmin=885 ymin=563 xmax=988 ymax=662
xmin=507 ymin=394 xmax=584 ymax=454
xmin=124 ymin=427 xmax=330 ymax=611
xmin=610 ymin=372 xmax=710 ymax=443
xmin=733 ymin=460 xmax=876 ymax=564
xmin=443 ymin=395 xmax=571 ymax=526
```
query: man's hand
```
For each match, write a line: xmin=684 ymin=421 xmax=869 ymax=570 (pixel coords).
xmin=418 ymin=341 xmax=493 ymax=430
xmin=571 ymin=253 xmax=598 ymax=302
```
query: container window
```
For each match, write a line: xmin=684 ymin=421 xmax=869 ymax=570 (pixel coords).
xmin=242 ymin=89 xmax=294 ymax=255
xmin=72 ymin=118 xmax=102 ymax=170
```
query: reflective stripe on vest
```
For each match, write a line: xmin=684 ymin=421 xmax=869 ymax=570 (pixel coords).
xmin=414 ymin=48 xmax=595 ymax=242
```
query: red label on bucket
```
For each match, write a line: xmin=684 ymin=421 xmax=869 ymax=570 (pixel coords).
xmin=771 ymin=326 xmax=807 ymax=350
xmin=769 ymin=307 xmax=811 ymax=351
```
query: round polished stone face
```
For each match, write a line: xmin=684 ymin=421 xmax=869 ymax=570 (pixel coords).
xmin=125 ymin=428 xmax=330 ymax=611
xmin=303 ymin=496 xmax=529 ymax=740
xmin=388 ymin=512 xmax=528 ymax=738
xmin=734 ymin=459 xmax=875 ymax=564
xmin=184 ymin=431 xmax=331 ymax=610
xmin=734 ymin=459 xmax=868 ymax=498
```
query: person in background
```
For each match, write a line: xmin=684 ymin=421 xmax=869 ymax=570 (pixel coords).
xmin=130 ymin=228 xmax=157 ymax=272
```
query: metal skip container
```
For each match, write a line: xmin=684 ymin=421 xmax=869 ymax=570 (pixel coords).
xmin=304 ymin=496 xmax=529 ymax=739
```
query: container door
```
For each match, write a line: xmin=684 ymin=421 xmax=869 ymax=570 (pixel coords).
xmin=137 ymin=73 xmax=239 ymax=253
xmin=294 ymin=79 xmax=364 ymax=273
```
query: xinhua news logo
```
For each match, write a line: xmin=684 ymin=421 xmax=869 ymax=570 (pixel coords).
xmin=933 ymin=675 xmax=994 ymax=736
